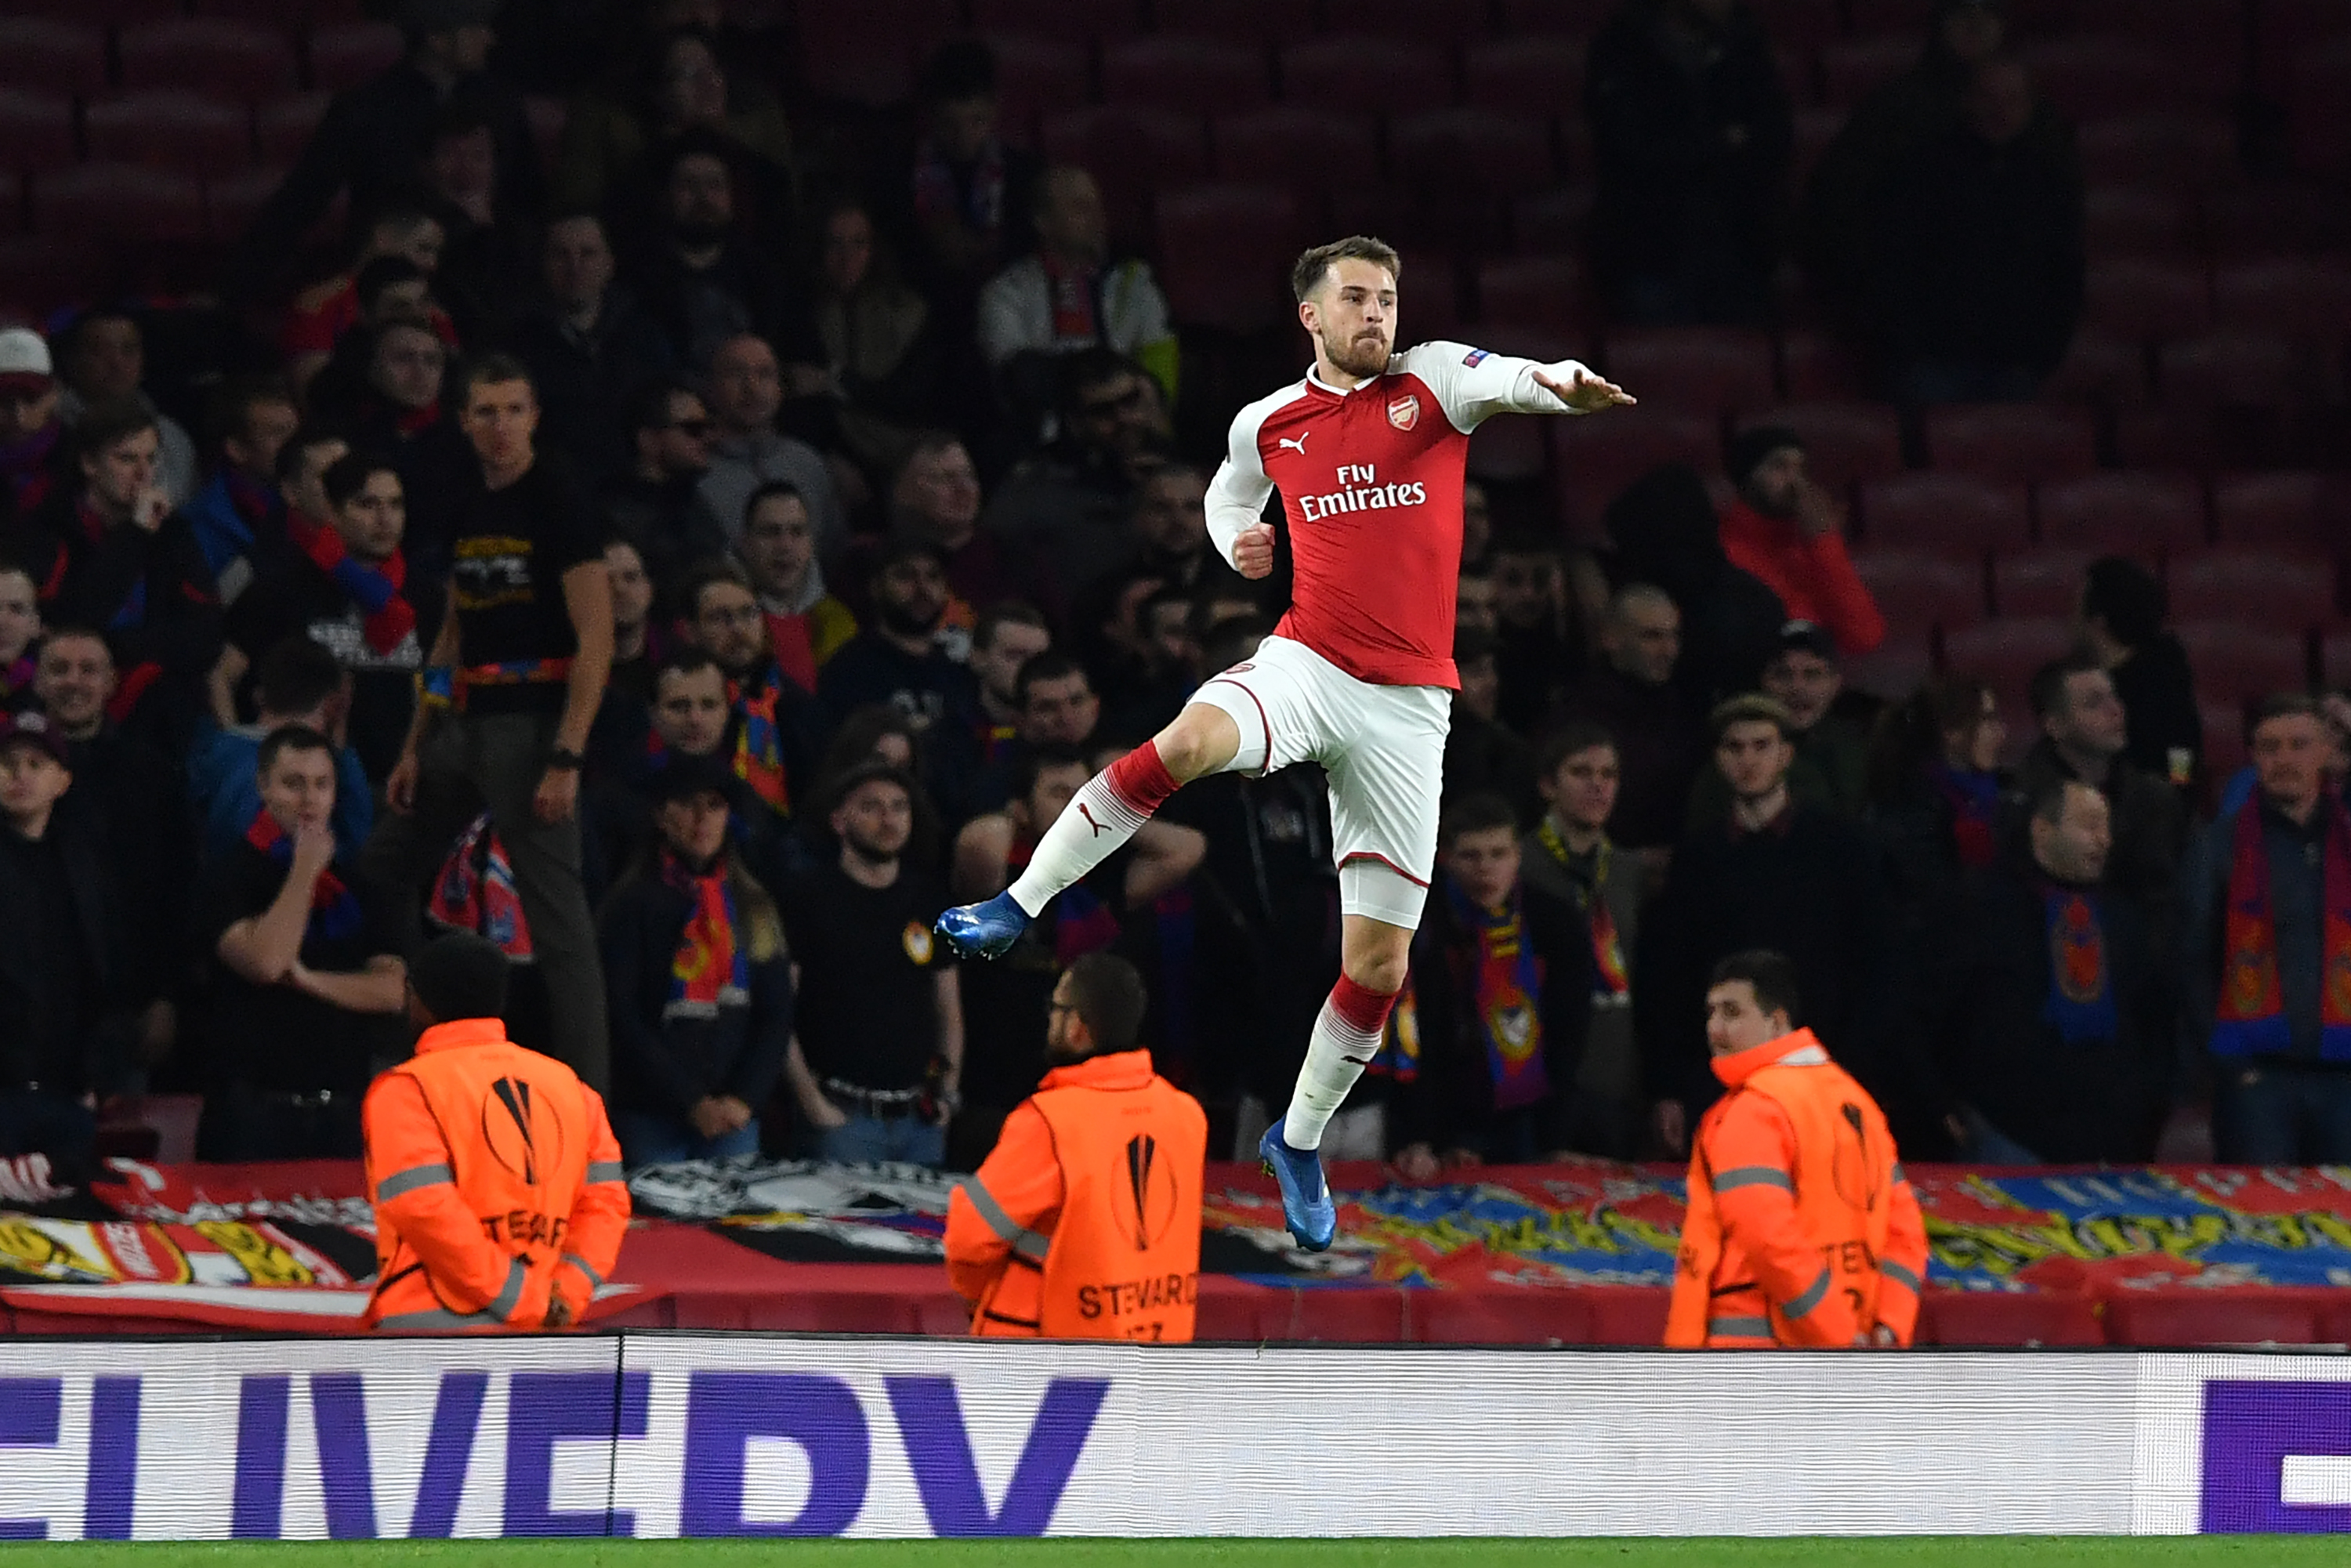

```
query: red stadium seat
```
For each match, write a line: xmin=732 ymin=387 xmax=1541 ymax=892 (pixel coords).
xmin=2202 ymin=697 xmax=2251 ymax=778
xmin=1941 ymin=617 xmax=2081 ymax=710
xmin=1462 ymin=37 xmax=1586 ymax=107
xmin=1152 ymin=0 xmax=1318 ymax=46
xmin=35 ymin=163 xmax=207 ymax=242
xmin=1393 ymin=249 xmax=1465 ymax=345
xmin=1604 ymin=327 xmax=1775 ymax=415
xmin=2262 ymin=0 xmax=2351 ymax=93
xmin=2323 ymin=628 xmax=2351 ymax=690
xmin=254 ymin=91 xmax=331 ymax=162
xmin=1842 ymin=639 xmax=1934 ymax=701
xmin=306 ymin=22 xmax=404 ymax=91
xmin=1925 ymin=404 xmax=2099 ymax=483
xmin=205 ymin=165 xmax=286 ymax=239
xmin=0 ymin=91 xmax=78 ymax=176
xmin=970 ymin=0 xmax=1142 ymax=36
xmin=1859 ymin=473 xmax=2032 ymax=552
xmin=2043 ymin=328 xmax=2150 ymax=406
xmin=1511 ymin=187 xmax=1592 ymax=253
xmin=2077 ymin=115 xmax=2238 ymax=190
xmin=1045 ymin=106 xmax=1208 ymax=242
xmin=1494 ymin=0 xmax=1617 ymax=36
xmin=2177 ymin=621 xmax=2313 ymax=701
xmin=1349 ymin=0 xmax=1489 ymax=45
xmin=1734 ymin=402 xmax=1905 ymax=490
xmin=1991 ymin=547 xmax=2104 ymax=618
xmin=2212 ymin=259 xmax=2351 ymax=339
xmin=120 ymin=19 xmax=299 ymax=99
xmin=2018 ymin=39 xmax=2186 ymax=119
xmin=1475 ymin=255 xmax=1592 ymax=331
xmin=2287 ymin=41 xmax=2351 ymax=178
xmin=795 ymin=0 xmax=959 ymax=106
xmin=13 ymin=0 xmax=177 ymax=24
xmin=2085 ymin=256 xmax=2211 ymax=338
xmin=2201 ymin=180 xmax=2346 ymax=261
xmin=1407 ymin=1290 xmax=1596 ymax=1346
xmin=1210 ymin=107 xmax=1378 ymax=198
xmin=1466 ymin=415 xmax=1549 ymax=482
xmin=982 ymin=34 xmax=1092 ymax=144
xmin=2157 ymin=331 xmax=2300 ymax=410
xmin=2085 ymin=185 xmax=2193 ymax=255
xmin=1779 ymin=328 xmax=1870 ymax=399
xmin=1818 ymin=36 xmax=1916 ymax=108
xmin=2110 ymin=406 xmax=2237 ymax=473
xmin=1918 ymin=1291 xmax=2105 ymax=1348
xmin=0 ymin=19 xmax=109 ymax=96
xmin=1281 ymin=37 xmax=1454 ymax=115
xmin=0 ymin=176 xmax=18 ymax=239
xmin=198 ymin=0 xmax=352 ymax=22
xmin=2169 ymin=548 xmax=2336 ymax=629
xmin=2213 ymin=471 xmax=2342 ymax=549
xmin=1853 ymin=549 xmax=1987 ymax=632
xmin=0 ymin=238 xmax=109 ymax=316
xmin=1389 ymin=109 xmax=1558 ymax=201
xmin=85 ymin=93 xmax=255 ymax=177
xmin=2105 ymin=1293 xmax=2325 ymax=1348
xmin=1749 ymin=0 xmax=1842 ymax=49
xmin=1103 ymin=38 xmax=1271 ymax=114
xmin=2034 ymin=472 xmax=2207 ymax=552
xmin=1154 ymin=183 xmax=1308 ymax=331
xmin=1552 ymin=408 xmax=1721 ymax=535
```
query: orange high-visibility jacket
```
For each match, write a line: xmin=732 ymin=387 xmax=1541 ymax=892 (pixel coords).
xmin=944 ymin=1048 xmax=1206 ymax=1342
xmin=1665 ymin=1027 xmax=1929 ymax=1349
xmin=362 ymin=1017 xmax=631 ymax=1331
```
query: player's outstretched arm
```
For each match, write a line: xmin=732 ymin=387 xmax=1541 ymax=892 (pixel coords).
xmin=1410 ymin=342 xmax=1636 ymax=430
xmin=1531 ymin=364 xmax=1636 ymax=412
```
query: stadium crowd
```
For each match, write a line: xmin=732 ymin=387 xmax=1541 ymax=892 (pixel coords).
xmin=0 ymin=0 xmax=2345 ymax=1182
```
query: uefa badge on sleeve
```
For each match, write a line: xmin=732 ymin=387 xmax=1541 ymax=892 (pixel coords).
xmin=1387 ymin=393 xmax=1419 ymax=431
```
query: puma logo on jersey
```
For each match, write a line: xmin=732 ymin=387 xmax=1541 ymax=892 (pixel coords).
xmin=1079 ymin=802 xmax=1109 ymax=837
xmin=1277 ymin=433 xmax=1310 ymax=455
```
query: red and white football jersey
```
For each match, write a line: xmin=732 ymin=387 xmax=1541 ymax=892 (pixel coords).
xmin=1205 ymin=341 xmax=1593 ymax=690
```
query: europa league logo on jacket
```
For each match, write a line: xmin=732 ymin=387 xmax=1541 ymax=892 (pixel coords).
xmin=1122 ymin=1134 xmax=1180 ymax=1252
xmin=482 ymin=1076 xmax=565 ymax=1188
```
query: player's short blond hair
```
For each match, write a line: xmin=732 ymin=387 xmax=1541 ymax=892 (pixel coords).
xmin=1291 ymin=236 xmax=1401 ymax=302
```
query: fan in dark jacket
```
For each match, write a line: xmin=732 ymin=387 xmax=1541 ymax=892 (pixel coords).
xmin=1391 ymin=792 xmax=1594 ymax=1176
xmin=599 ymin=754 xmax=794 ymax=1168
xmin=1925 ymin=774 xmax=2172 ymax=1164
xmin=2080 ymin=555 xmax=2201 ymax=795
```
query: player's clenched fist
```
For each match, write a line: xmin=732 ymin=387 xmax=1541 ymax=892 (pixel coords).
xmin=1233 ymin=523 xmax=1276 ymax=579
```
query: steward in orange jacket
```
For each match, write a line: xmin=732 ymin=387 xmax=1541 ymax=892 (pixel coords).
xmin=1665 ymin=950 xmax=1928 ymax=1349
xmin=944 ymin=953 xmax=1207 ymax=1342
xmin=363 ymin=933 xmax=631 ymax=1331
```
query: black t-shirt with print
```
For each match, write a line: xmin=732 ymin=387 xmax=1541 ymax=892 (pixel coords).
xmin=226 ymin=553 xmax=427 ymax=781
xmin=777 ymin=860 xmax=947 ymax=1092
xmin=447 ymin=458 xmax=598 ymax=714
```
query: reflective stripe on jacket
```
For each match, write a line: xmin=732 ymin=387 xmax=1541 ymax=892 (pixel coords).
xmin=1665 ymin=1027 xmax=1929 ymax=1349
xmin=944 ymin=1048 xmax=1206 ymax=1342
xmin=363 ymin=1017 xmax=630 ymax=1331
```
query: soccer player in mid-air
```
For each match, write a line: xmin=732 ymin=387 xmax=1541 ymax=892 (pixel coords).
xmin=936 ymin=236 xmax=1633 ymax=1250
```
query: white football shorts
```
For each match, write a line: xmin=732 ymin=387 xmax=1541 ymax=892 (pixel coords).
xmin=1189 ymin=634 xmax=1453 ymax=929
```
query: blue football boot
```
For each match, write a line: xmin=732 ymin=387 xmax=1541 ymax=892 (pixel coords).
xmin=934 ymin=891 xmax=1030 ymax=960
xmin=1257 ymin=1120 xmax=1337 ymax=1252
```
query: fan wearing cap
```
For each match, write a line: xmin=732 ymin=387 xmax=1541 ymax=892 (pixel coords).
xmin=196 ymin=723 xmax=406 ymax=1161
xmin=1686 ymin=621 xmax=1875 ymax=827
xmin=0 ymin=328 xmax=69 ymax=512
xmin=596 ymin=753 xmax=794 ymax=1167
xmin=1718 ymin=427 xmax=1884 ymax=659
xmin=363 ymin=932 xmax=629 ymax=1332
xmin=0 ymin=712 xmax=147 ymax=1166
xmin=234 ymin=0 xmax=542 ymax=299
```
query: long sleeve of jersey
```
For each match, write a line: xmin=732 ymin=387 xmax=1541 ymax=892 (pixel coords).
xmin=1205 ymin=409 xmax=1277 ymax=571
xmin=1702 ymin=1091 xmax=1842 ymax=1348
xmin=1407 ymin=342 xmax=1598 ymax=432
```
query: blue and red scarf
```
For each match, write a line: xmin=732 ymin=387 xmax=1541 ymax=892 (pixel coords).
xmin=1538 ymin=818 xmax=1630 ymax=1005
xmin=2213 ymin=796 xmax=2351 ymax=1060
xmin=730 ymin=675 xmax=790 ymax=817
xmin=2040 ymin=883 xmax=2117 ymax=1045
xmin=1446 ymin=881 xmax=1550 ymax=1111
xmin=428 ymin=813 xmax=533 ymax=959
xmin=288 ymin=507 xmax=413 ymax=656
xmin=660 ymin=852 xmax=749 ymax=1021
xmin=1929 ymin=762 xmax=2002 ymax=871
xmin=245 ymin=809 xmax=362 ymax=943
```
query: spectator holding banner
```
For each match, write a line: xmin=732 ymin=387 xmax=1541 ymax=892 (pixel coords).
xmin=600 ymin=754 xmax=794 ymax=1167
xmin=363 ymin=357 xmax=614 ymax=1092
xmin=945 ymin=952 xmax=1205 ymax=1342
xmin=197 ymin=724 xmax=406 ymax=1160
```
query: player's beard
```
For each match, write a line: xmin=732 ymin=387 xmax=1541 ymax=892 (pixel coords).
xmin=1320 ymin=323 xmax=1392 ymax=380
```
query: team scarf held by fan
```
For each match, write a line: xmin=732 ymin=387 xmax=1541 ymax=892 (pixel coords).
xmin=731 ymin=679 xmax=789 ymax=815
xmin=661 ymin=851 xmax=750 ymax=1022
xmin=288 ymin=507 xmax=414 ymax=655
xmin=1446 ymin=881 xmax=1551 ymax=1111
xmin=2040 ymin=883 xmax=2118 ymax=1045
xmin=1537 ymin=818 xmax=1630 ymax=1006
xmin=1929 ymin=762 xmax=2003 ymax=870
xmin=245 ymin=809 xmax=364 ymax=943
xmin=2212 ymin=794 xmax=2351 ymax=1060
